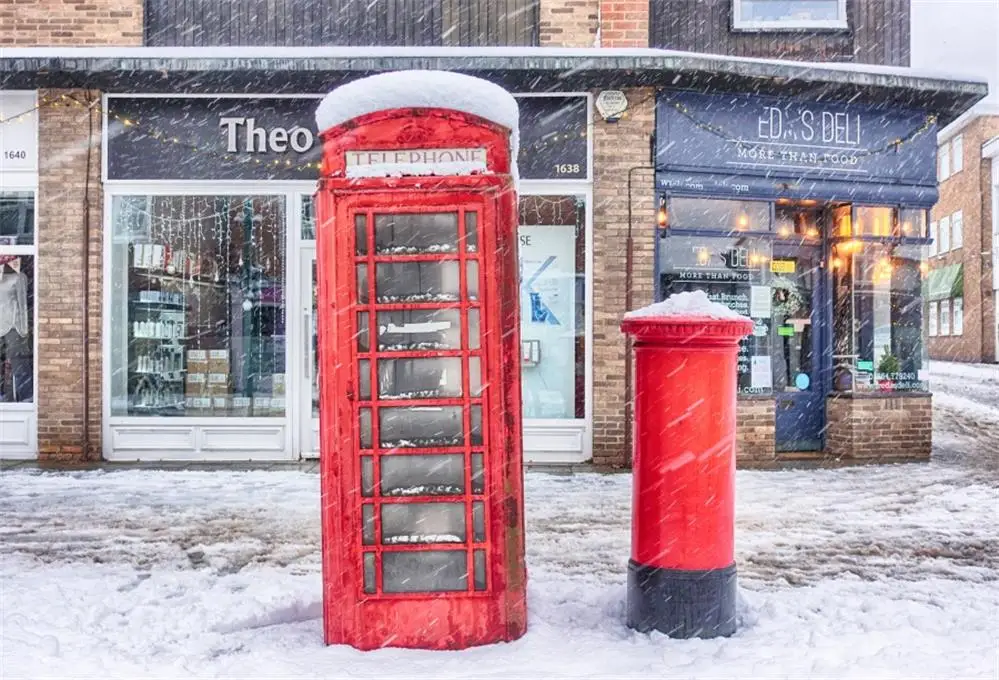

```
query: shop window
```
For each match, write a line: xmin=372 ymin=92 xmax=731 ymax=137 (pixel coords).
xmin=939 ymin=299 xmax=951 ymax=336
xmin=928 ymin=301 xmax=938 ymax=337
xmin=899 ymin=208 xmax=927 ymax=239
xmin=854 ymin=206 xmax=894 ymax=238
xmin=0 ymin=192 xmax=34 ymax=246
xmin=658 ymin=231 xmax=773 ymax=396
xmin=666 ymin=197 xmax=771 ymax=233
xmin=0 ymin=192 xmax=35 ymax=405
xmin=832 ymin=243 xmax=927 ymax=392
xmin=109 ymin=195 xmax=287 ymax=417
xmin=774 ymin=203 xmax=822 ymax=242
xmin=518 ymin=195 xmax=586 ymax=420
xmin=301 ymin=196 xmax=315 ymax=240
xmin=952 ymin=135 xmax=964 ymax=174
xmin=952 ymin=297 xmax=964 ymax=336
xmin=732 ymin=0 xmax=847 ymax=30
xmin=928 ymin=221 xmax=938 ymax=256
xmin=938 ymin=215 xmax=951 ymax=253
xmin=951 ymin=210 xmax=963 ymax=250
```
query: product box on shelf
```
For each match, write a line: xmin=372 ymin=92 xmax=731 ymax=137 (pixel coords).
xmin=230 ymin=396 xmax=252 ymax=417
xmin=185 ymin=372 xmax=207 ymax=396
xmin=211 ymin=397 xmax=230 ymax=415
xmin=270 ymin=396 xmax=286 ymax=416
xmin=187 ymin=396 xmax=212 ymax=415
xmin=207 ymin=372 xmax=231 ymax=396
xmin=187 ymin=350 xmax=208 ymax=374
xmin=252 ymin=394 xmax=273 ymax=417
xmin=208 ymin=349 xmax=230 ymax=374
xmin=272 ymin=373 xmax=286 ymax=396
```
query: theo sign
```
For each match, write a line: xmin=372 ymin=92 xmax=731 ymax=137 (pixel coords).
xmin=656 ymin=90 xmax=938 ymax=195
xmin=106 ymin=95 xmax=589 ymax=181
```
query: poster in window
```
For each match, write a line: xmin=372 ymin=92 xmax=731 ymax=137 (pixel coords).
xmin=518 ymin=224 xmax=576 ymax=419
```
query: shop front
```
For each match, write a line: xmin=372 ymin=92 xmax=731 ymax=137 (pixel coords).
xmin=655 ymin=90 xmax=937 ymax=459
xmin=102 ymin=92 xmax=593 ymax=462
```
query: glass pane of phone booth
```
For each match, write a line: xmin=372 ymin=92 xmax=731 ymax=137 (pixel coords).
xmin=355 ymin=208 xmax=488 ymax=597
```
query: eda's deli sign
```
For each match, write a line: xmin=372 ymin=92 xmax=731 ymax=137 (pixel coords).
xmin=657 ymin=90 xmax=937 ymax=184
xmin=345 ymin=148 xmax=487 ymax=177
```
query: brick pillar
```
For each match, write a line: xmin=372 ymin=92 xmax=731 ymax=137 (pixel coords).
xmin=826 ymin=395 xmax=932 ymax=462
xmin=539 ymin=0 xmax=600 ymax=47
xmin=0 ymin=0 xmax=143 ymax=46
xmin=36 ymin=90 xmax=104 ymax=462
xmin=736 ymin=398 xmax=776 ymax=465
xmin=598 ymin=0 xmax=649 ymax=47
xmin=591 ymin=88 xmax=655 ymax=467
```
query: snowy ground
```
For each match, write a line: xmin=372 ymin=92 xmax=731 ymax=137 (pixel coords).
xmin=2 ymin=363 xmax=997 ymax=679
xmin=929 ymin=360 xmax=999 ymax=479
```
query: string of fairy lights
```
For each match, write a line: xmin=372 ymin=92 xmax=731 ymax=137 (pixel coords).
xmin=0 ymin=92 xmax=591 ymax=175
xmin=2 ymin=90 xmax=940 ymax=175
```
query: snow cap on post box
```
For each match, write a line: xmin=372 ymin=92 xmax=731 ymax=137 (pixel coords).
xmin=621 ymin=290 xmax=754 ymax=343
xmin=315 ymin=70 xmax=520 ymax=178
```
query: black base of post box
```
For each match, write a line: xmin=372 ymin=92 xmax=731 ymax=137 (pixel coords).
xmin=626 ymin=560 xmax=737 ymax=639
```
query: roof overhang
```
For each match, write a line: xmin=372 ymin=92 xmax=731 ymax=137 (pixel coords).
xmin=0 ymin=47 xmax=988 ymax=126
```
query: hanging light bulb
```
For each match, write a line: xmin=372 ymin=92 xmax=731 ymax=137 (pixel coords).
xmin=736 ymin=212 xmax=749 ymax=230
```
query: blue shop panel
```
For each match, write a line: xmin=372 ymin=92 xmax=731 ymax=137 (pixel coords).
xmin=655 ymin=90 xmax=939 ymax=206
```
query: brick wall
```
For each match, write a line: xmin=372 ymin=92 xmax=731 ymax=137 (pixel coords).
xmin=36 ymin=89 xmax=103 ymax=461
xmin=539 ymin=0 xmax=599 ymax=47
xmin=929 ymin=115 xmax=999 ymax=363
xmin=0 ymin=0 xmax=143 ymax=46
xmin=598 ymin=0 xmax=648 ymax=47
xmin=826 ymin=395 xmax=931 ymax=462
xmin=591 ymin=88 xmax=655 ymax=467
xmin=736 ymin=398 xmax=776 ymax=465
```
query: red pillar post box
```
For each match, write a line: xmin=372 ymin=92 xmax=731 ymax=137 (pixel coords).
xmin=620 ymin=291 xmax=753 ymax=639
xmin=312 ymin=71 xmax=527 ymax=651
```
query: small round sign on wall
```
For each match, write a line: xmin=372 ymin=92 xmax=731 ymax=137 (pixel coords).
xmin=595 ymin=90 xmax=629 ymax=122
xmin=795 ymin=373 xmax=810 ymax=390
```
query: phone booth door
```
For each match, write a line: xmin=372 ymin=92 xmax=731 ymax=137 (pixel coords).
xmin=319 ymin=183 xmax=525 ymax=650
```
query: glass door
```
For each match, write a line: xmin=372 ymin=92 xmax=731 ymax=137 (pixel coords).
xmin=772 ymin=245 xmax=825 ymax=451
xmin=300 ymin=247 xmax=319 ymax=457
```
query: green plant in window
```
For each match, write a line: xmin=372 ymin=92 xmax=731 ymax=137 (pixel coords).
xmin=877 ymin=347 xmax=901 ymax=375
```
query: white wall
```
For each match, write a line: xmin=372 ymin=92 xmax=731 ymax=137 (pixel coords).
xmin=911 ymin=0 xmax=999 ymax=134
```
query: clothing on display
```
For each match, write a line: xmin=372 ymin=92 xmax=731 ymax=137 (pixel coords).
xmin=0 ymin=258 xmax=33 ymax=403
xmin=0 ymin=265 xmax=29 ymax=339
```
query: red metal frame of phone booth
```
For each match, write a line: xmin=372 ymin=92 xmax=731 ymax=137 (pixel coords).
xmin=315 ymin=107 xmax=526 ymax=650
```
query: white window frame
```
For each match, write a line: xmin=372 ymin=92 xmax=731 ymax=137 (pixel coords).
xmin=939 ymin=215 xmax=951 ymax=253
xmin=951 ymin=135 xmax=963 ymax=174
xmin=0 ymin=90 xmax=40 ymax=460
xmin=939 ymin=299 xmax=951 ymax=336
xmin=951 ymin=210 xmax=963 ymax=250
xmin=939 ymin=143 xmax=951 ymax=181
xmin=928 ymin=301 xmax=939 ymax=337
xmin=952 ymin=297 xmax=964 ymax=336
xmin=731 ymin=0 xmax=848 ymax=30
xmin=929 ymin=221 xmax=938 ymax=256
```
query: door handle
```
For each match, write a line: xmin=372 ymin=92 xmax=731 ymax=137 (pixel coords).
xmin=304 ymin=312 xmax=312 ymax=380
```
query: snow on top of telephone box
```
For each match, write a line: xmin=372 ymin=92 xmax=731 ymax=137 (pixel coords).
xmin=315 ymin=70 xmax=520 ymax=177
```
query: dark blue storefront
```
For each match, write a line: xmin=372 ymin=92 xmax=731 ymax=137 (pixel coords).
xmin=654 ymin=90 xmax=937 ymax=452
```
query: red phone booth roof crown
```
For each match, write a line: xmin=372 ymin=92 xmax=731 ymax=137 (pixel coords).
xmin=315 ymin=70 xmax=520 ymax=171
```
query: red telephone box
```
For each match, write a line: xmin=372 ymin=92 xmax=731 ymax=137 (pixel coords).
xmin=313 ymin=73 xmax=527 ymax=651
